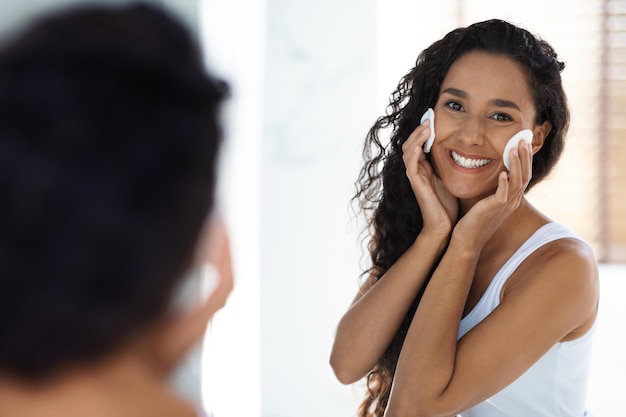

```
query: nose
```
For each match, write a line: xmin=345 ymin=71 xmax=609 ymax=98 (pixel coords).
xmin=457 ymin=115 xmax=486 ymax=147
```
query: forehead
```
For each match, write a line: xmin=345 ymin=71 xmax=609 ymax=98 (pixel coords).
xmin=440 ymin=51 xmax=535 ymax=109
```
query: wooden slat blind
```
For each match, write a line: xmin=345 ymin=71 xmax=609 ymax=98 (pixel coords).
xmin=607 ymin=0 xmax=626 ymax=261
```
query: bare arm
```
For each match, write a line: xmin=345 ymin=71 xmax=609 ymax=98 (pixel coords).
xmin=330 ymin=230 xmax=448 ymax=384
xmin=385 ymin=236 xmax=598 ymax=417
xmin=331 ymin=120 xmax=458 ymax=384
xmin=384 ymin=141 xmax=599 ymax=417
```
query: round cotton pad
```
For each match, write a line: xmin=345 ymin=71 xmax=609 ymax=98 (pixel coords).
xmin=503 ymin=129 xmax=533 ymax=170
xmin=420 ymin=108 xmax=435 ymax=153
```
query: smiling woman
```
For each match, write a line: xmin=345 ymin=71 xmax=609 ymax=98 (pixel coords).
xmin=330 ymin=20 xmax=598 ymax=417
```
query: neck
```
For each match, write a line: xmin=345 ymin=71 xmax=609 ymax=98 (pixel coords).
xmin=0 ymin=353 xmax=197 ymax=417
xmin=457 ymin=190 xmax=503 ymax=216
xmin=471 ymin=197 xmax=549 ymax=257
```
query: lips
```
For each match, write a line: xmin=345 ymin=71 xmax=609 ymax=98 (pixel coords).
xmin=450 ymin=150 xmax=493 ymax=169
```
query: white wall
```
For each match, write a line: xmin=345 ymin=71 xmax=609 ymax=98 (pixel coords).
xmin=199 ymin=0 xmax=264 ymax=416
xmin=588 ymin=264 xmax=626 ymax=416
xmin=258 ymin=1 xmax=375 ymax=415
xmin=196 ymin=0 xmax=377 ymax=414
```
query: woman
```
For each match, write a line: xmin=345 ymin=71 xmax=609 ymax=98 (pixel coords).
xmin=330 ymin=19 xmax=598 ymax=417
xmin=0 ymin=4 xmax=232 ymax=417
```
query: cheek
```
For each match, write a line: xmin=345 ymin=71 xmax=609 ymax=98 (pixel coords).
xmin=432 ymin=115 xmax=457 ymax=145
xmin=428 ymin=144 xmax=448 ymax=177
xmin=491 ymin=129 xmax=530 ymax=162
xmin=429 ymin=118 xmax=456 ymax=167
xmin=429 ymin=116 xmax=455 ymax=172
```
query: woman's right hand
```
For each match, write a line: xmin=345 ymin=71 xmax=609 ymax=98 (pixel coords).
xmin=331 ymin=121 xmax=457 ymax=384
xmin=401 ymin=119 xmax=458 ymax=237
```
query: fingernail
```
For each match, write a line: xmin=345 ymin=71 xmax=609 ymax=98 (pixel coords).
xmin=422 ymin=119 xmax=430 ymax=127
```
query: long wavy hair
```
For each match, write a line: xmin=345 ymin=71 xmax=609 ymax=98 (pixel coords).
xmin=353 ymin=19 xmax=570 ymax=416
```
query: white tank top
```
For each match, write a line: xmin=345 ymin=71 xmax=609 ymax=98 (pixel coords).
xmin=457 ymin=223 xmax=595 ymax=417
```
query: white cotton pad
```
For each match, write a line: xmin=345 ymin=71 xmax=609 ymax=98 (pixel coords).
xmin=503 ymin=129 xmax=533 ymax=170
xmin=420 ymin=108 xmax=435 ymax=153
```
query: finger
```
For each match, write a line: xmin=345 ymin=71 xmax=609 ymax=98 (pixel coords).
xmin=519 ymin=139 xmax=533 ymax=185
xmin=495 ymin=171 xmax=509 ymax=203
xmin=415 ymin=158 xmax=435 ymax=188
xmin=401 ymin=125 xmax=422 ymax=154
xmin=211 ymin=225 xmax=234 ymax=297
xmin=415 ymin=119 xmax=432 ymax=149
xmin=202 ymin=218 xmax=234 ymax=315
xmin=404 ymin=137 xmax=423 ymax=179
xmin=402 ymin=121 xmax=431 ymax=154
xmin=200 ymin=216 xmax=234 ymax=300
xmin=506 ymin=147 xmax=522 ymax=189
xmin=403 ymin=128 xmax=430 ymax=175
xmin=510 ymin=144 xmax=532 ymax=194
xmin=509 ymin=140 xmax=533 ymax=197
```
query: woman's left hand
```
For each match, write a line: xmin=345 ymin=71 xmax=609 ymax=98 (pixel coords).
xmin=402 ymin=121 xmax=459 ymax=236
xmin=452 ymin=140 xmax=533 ymax=250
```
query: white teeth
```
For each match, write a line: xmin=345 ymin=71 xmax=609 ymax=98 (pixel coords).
xmin=450 ymin=151 xmax=492 ymax=169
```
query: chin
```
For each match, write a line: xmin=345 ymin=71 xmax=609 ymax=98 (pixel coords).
xmin=443 ymin=180 xmax=496 ymax=201
xmin=433 ymin=157 xmax=499 ymax=201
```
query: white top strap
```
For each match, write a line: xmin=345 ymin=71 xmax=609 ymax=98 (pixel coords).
xmin=458 ymin=222 xmax=582 ymax=339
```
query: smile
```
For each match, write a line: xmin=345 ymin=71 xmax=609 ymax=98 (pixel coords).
xmin=450 ymin=151 xmax=493 ymax=169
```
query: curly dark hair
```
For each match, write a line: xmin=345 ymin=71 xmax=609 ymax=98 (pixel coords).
xmin=0 ymin=3 xmax=227 ymax=379
xmin=353 ymin=19 xmax=569 ymax=416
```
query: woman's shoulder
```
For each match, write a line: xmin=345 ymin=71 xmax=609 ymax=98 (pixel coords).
xmin=531 ymin=222 xmax=596 ymax=268
xmin=506 ymin=222 xmax=599 ymax=314
xmin=502 ymin=222 xmax=599 ymax=340
xmin=513 ymin=204 xmax=596 ymax=282
xmin=512 ymin=222 xmax=597 ymax=287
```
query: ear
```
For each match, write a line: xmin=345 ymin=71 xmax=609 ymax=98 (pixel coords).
xmin=531 ymin=120 xmax=552 ymax=155
xmin=139 ymin=217 xmax=234 ymax=376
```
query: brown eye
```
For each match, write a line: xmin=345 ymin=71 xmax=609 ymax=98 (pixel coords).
xmin=445 ymin=101 xmax=464 ymax=112
xmin=491 ymin=113 xmax=512 ymax=122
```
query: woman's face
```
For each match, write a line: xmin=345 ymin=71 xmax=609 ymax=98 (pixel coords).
xmin=429 ymin=51 xmax=541 ymax=202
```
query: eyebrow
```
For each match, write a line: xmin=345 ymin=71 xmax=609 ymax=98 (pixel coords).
xmin=441 ymin=87 xmax=468 ymax=99
xmin=489 ymin=98 xmax=521 ymax=112
xmin=440 ymin=88 xmax=521 ymax=112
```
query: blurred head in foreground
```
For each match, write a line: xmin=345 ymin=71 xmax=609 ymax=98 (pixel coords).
xmin=0 ymin=3 xmax=232 ymax=416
